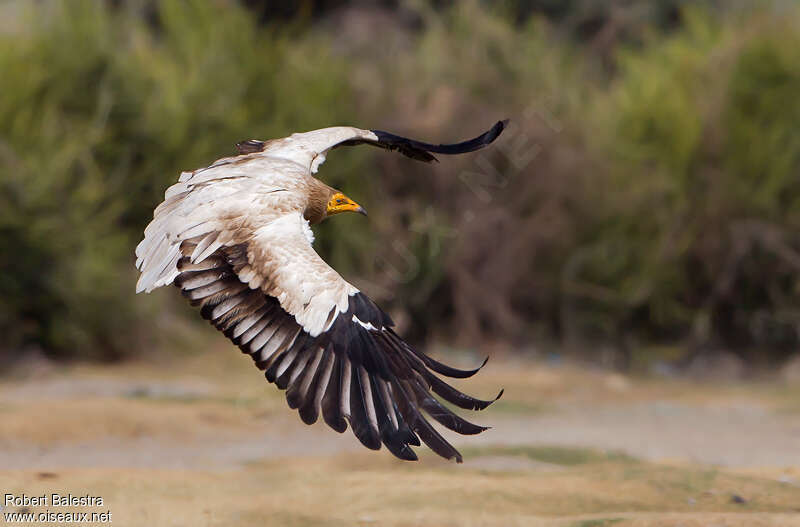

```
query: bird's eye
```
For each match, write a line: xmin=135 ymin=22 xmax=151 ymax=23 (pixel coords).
xmin=336 ymin=198 xmax=344 ymax=204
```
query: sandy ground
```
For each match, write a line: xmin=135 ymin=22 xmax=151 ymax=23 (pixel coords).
xmin=1 ymin=348 xmax=799 ymax=526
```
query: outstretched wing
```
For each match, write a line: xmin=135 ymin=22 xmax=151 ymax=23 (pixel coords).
xmin=171 ymin=212 xmax=501 ymax=462
xmin=235 ymin=120 xmax=508 ymax=169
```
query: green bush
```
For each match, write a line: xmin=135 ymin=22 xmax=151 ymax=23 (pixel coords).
xmin=574 ymin=8 xmax=800 ymax=362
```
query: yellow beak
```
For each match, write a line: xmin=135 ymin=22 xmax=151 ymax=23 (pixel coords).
xmin=326 ymin=192 xmax=367 ymax=217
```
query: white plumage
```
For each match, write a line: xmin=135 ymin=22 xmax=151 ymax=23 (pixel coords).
xmin=135 ymin=121 xmax=507 ymax=462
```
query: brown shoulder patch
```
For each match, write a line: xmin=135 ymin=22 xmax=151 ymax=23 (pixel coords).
xmin=236 ymin=139 xmax=267 ymax=154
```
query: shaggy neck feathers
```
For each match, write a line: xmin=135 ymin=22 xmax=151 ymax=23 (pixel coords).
xmin=304 ymin=179 xmax=336 ymax=225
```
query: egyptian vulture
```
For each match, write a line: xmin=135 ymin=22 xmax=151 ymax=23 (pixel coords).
xmin=135 ymin=121 xmax=506 ymax=462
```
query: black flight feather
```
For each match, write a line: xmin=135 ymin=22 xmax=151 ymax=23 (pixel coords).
xmin=336 ymin=120 xmax=508 ymax=163
xmin=173 ymin=241 xmax=502 ymax=463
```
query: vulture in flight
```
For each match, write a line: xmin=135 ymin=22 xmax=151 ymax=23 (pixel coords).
xmin=135 ymin=121 xmax=506 ymax=462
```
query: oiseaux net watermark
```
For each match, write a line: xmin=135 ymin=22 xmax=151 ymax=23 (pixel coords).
xmin=2 ymin=494 xmax=111 ymax=524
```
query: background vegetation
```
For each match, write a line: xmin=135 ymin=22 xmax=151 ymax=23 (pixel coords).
xmin=1 ymin=0 xmax=799 ymax=370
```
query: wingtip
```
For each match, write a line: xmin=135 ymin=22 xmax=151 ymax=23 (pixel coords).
xmin=396 ymin=446 xmax=419 ymax=462
xmin=484 ymin=119 xmax=508 ymax=144
xmin=475 ymin=388 xmax=504 ymax=412
xmin=368 ymin=119 xmax=507 ymax=161
xmin=473 ymin=388 xmax=506 ymax=412
xmin=474 ymin=424 xmax=492 ymax=435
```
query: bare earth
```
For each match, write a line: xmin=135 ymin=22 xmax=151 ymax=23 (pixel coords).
xmin=1 ymin=346 xmax=799 ymax=526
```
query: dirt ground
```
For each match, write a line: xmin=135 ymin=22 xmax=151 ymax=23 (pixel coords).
xmin=1 ymin=346 xmax=799 ymax=526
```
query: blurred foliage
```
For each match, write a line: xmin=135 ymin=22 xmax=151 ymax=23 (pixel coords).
xmin=1 ymin=0 xmax=799 ymax=367
xmin=579 ymin=8 xmax=800 ymax=364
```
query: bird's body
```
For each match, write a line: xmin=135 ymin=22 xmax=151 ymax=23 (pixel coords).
xmin=136 ymin=122 xmax=506 ymax=462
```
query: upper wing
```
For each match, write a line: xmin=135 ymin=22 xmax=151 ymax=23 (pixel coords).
xmin=171 ymin=212 xmax=501 ymax=462
xmin=236 ymin=120 xmax=508 ymax=170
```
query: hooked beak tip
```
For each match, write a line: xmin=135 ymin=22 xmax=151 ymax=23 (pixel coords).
xmin=356 ymin=206 xmax=368 ymax=217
